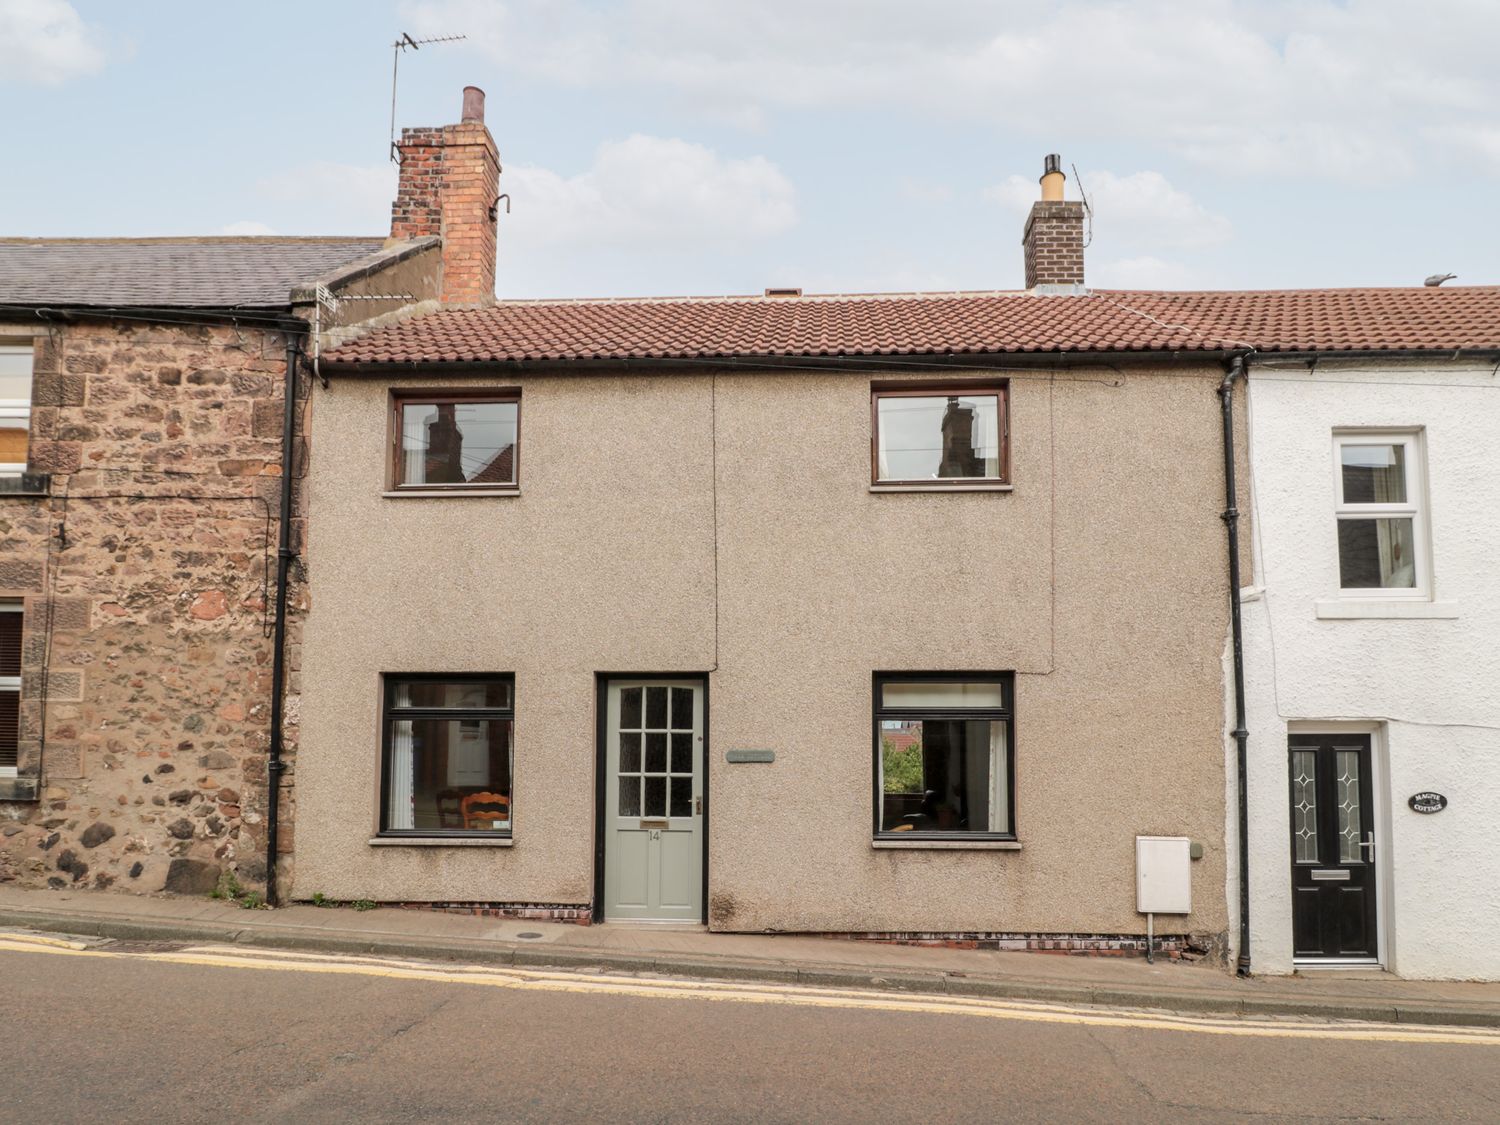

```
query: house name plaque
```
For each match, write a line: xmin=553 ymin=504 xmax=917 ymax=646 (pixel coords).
xmin=725 ymin=749 xmax=775 ymax=764
xmin=1408 ymin=792 xmax=1448 ymax=814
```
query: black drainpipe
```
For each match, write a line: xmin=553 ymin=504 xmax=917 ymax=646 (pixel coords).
xmin=1220 ymin=351 xmax=1252 ymax=975
xmin=265 ymin=334 xmax=301 ymax=906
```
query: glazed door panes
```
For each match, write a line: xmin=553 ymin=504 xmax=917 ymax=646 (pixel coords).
xmin=604 ymin=681 xmax=703 ymax=922
xmin=1288 ymin=735 xmax=1378 ymax=960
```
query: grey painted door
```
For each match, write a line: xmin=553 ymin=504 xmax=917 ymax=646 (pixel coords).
xmin=604 ymin=680 xmax=704 ymax=922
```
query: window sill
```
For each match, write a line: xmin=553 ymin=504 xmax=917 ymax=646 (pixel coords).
xmin=872 ymin=838 xmax=1022 ymax=851
xmin=0 ymin=472 xmax=50 ymax=498
xmin=1314 ymin=599 xmax=1459 ymax=620
xmin=381 ymin=488 xmax=520 ymax=499
xmin=869 ymin=483 xmax=1013 ymax=494
xmin=368 ymin=836 xmax=514 ymax=847
xmin=0 ymin=776 xmax=40 ymax=802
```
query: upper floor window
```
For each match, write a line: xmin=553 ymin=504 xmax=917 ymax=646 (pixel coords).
xmin=872 ymin=384 xmax=1008 ymax=487
xmin=391 ymin=391 xmax=519 ymax=490
xmin=1334 ymin=430 xmax=1427 ymax=596
xmin=0 ymin=343 xmax=32 ymax=477
xmin=0 ymin=602 xmax=20 ymax=776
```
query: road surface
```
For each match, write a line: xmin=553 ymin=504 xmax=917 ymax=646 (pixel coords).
xmin=5 ymin=931 xmax=1498 ymax=1123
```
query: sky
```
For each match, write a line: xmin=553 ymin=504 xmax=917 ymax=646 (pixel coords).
xmin=2 ymin=0 xmax=1498 ymax=299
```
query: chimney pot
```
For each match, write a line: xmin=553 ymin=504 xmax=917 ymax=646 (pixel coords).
xmin=1039 ymin=153 xmax=1066 ymax=202
xmin=461 ymin=86 xmax=486 ymax=123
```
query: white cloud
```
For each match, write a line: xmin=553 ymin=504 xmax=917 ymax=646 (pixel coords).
xmin=219 ymin=220 xmax=278 ymax=236
xmin=1426 ymin=125 xmax=1500 ymax=176
xmin=986 ymin=170 xmax=1231 ymax=251
xmin=256 ymin=162 xmax=398 ymax=217
xmin=1091 ymin=256 xmax=1204 ymax=291
xmin=897 ymin=177 xmax=954 ymax=205
xmin=503 ymin=134 xmax=796 ymax=251
xmin=401 ymin=0 xmax=1500 ymax=180
xmin=1 ymin=0 xmax=106 ymax=84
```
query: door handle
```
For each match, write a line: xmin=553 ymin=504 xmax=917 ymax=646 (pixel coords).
xmin=695 ymin=795 xmax=702 ymax=815
xmin=1359 ymin=833 xmax=1375 ymax=859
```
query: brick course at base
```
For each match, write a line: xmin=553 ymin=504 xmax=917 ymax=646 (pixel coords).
xmin=392 ymin=902 xmax=593 ymax=924
xmin=813 ymin=931 xmax=1215 ymax=959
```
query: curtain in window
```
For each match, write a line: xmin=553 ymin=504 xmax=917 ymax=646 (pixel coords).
xmin=1371 ymin=466 xmax=1413 ymax=586
xmin=988 ymin=722 xmax=1007 ymax=833
xmin=401 ymin=408 xmax=427 ymax=486
xmin=388 ymin=684 xmax=415 ymax=830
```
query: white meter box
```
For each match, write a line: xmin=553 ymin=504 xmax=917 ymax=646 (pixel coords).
xmin=1136 ymin=836 xmax=1192 ymax=914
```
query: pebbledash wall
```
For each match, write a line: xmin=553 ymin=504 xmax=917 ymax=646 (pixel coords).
xmin=1241 ymin=359 xmax=1500 ymax=980
xmin=294 ymin=361 xmax=1247 ymax=948
xmin=0 ymin=320 xmax=301 ymax=895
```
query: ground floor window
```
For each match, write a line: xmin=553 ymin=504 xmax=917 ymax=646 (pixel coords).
xmin=0 ymin=602 xmax=19 ymax=775
xmin=381 ymin=675 xmax=514 ymax=836
xmin=874 ymin=673 xmax=1013 ymax=839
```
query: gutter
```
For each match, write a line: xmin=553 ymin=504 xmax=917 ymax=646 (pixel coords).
xmin=1219 ymin=352 xmax=1253 ymax=976
xmin=317 ymin=348 xmax=1242 ymax=378
xmin=6 ymin=304 xmax=306 ymax=332
xmin=265 ymin=335 xmax=302 ymax=906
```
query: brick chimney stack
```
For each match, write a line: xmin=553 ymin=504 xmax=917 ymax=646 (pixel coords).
xmin=1022 ymin=154 xmax=1085 ymax=290
xmin=390 ymin=86 xmax=501 ymax=305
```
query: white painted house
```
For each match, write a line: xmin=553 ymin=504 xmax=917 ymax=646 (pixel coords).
xmin=1242 ymin=354 xmax=1500 ymax=980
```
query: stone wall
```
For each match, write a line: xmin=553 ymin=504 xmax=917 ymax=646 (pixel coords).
xmin=0 ymin=318 xmax=305 ymax=897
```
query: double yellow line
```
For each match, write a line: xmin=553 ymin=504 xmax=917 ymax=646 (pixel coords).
xmin=2 ymin=932 xmax=1495 ymax=1047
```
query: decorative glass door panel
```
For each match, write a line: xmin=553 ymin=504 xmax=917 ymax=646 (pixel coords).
xmin=604 ymin=680 xmax=704 ymax=922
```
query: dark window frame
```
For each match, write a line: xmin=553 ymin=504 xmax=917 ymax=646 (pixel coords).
xmin=377 ymin=672 xmax=516 ymax=838
xmin=870 ymin=382 xmax=1010 ymax=488
xmin=0 ymin=601 xmax=21 ymax=773
xmin=871 ymin=671 xmax=1016 ymax=842
xmin=389 ymin=389 xmax=522 ymax=492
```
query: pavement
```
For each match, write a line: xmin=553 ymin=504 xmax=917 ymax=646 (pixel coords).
xmin=1 ymin=883 xmax=1497 ymax=1028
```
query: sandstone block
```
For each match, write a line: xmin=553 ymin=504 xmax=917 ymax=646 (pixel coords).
xmin=163 ymin=857 xmax=219 ymax=895
xmin=190 ymin=591 xmax=228 ymax=620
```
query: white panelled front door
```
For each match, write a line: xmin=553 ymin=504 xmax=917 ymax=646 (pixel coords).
xmin=603 ymin=680 xmax=704 ymax=922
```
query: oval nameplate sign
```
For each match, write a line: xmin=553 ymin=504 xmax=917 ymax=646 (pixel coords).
xmin=1408 ymin=792 xmax=1447 ymax=814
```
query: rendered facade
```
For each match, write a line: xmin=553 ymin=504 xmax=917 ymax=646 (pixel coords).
xmin=3 ymin=86 xmax=1497 ymax=979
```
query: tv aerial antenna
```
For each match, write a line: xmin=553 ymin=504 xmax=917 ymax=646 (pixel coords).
xmin=389 ymin=31 xmax=468 ymax=161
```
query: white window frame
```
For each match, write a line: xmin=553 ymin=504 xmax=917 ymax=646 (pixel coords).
xmin=1331 ymin=429 xmax=1430 ymax=600
xmin=0 ymin=342 xmax=34 ymax=477
xmin=0 ymin=602 xmax=20 ymax=778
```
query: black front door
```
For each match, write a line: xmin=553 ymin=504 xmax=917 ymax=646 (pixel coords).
xmin=1289 ymin=735 xmax=1378 ymax=960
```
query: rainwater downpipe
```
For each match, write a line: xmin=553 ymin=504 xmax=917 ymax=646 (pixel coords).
xmin=265 ymin=333 xmax=302 ymax=906
xmin=1220 ymin=351 xmax=1252 ymax=976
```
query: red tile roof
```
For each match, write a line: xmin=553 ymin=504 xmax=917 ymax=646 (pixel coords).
xmin=324 ymin=286 xmax=1500 ymax=366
